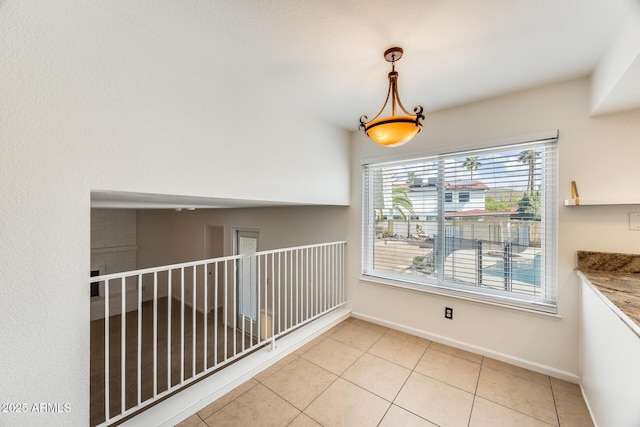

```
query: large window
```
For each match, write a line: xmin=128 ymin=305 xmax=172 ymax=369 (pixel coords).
xmin=362 ymin=136 xmax=558 ymax=312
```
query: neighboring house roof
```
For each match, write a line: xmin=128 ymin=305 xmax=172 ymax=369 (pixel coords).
xmin=406 ymin=180 xmax=489 ymax=191
xmin=444 ymin=181 xmax=489 ymax=191
xmin=446 ymin=207 xmax=518 ymax=217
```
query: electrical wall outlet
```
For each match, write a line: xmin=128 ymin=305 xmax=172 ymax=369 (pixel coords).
xmin=445 ymin=307 xmax=453 ymax=319
xmin=630 ymin=213 xmax=640 ymax=231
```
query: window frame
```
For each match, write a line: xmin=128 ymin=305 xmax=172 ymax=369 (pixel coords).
xmin=361 ymin=133 xmax=558 ymax=313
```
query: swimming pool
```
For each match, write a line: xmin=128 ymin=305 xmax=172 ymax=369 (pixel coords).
xmin=483 ymin=254 xmax=541 ymax=287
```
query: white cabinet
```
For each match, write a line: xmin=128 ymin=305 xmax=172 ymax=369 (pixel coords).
xmin=580 ymin=280 xmax=640 ymax=427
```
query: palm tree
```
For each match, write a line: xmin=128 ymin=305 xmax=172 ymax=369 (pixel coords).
xmin=518 ymin=150 xmax=539 ymax=194
xmin=463 ymin=156 xmax=481 ymax=180
xmin=391 ymin=186 xmax=415 ymax=220
xmin=374 ymin=186 xmax=415 ymax=221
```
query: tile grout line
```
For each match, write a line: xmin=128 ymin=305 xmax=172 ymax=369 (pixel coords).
xmin=197 ymin=379 xmax=260 ymax=425
xmin=285 ymin=330 xmax=367 ymax=423
xmin=548 ymin=376 xmax=562 ymax=427
xmin=183 ymin=317 xmax=581 ymax=427
xmin=478 ymin=360 xmax=562 ymax=426
xmin=300 ymin=324 xmax=394 ymax=425
xmin=466 ymin=355 xmax=485 ymax=427
xmin=474 ymin=364 xmax=559 ymax=427
xmin=375 ymin=339 xmax=436 ymax=426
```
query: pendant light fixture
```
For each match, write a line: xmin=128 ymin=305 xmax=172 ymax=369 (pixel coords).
xmin=359 ymin=47 xmax=424 ymax=147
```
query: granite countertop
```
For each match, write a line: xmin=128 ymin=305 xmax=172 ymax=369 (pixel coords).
xmin=577 ymin=251 xmax=640 ymax=335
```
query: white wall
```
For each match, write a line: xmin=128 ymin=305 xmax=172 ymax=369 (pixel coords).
xmin=347 ymin=77 xmax=640 ymax=380
xmin=136 ymin=206 xmax=350 ymax=268
xmin=91 ymin=209 xmax=137 ymax=275
xmin=0 ymin=2 xmax=349 ymax=425
xmin=90 ymin=209 xmax=137 ymax=319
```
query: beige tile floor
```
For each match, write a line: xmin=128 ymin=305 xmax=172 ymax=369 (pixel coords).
xmin=175 ymin=317 xmax=593 ymax=427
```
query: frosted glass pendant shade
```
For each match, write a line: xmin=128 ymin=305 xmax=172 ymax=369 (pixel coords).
xmin=363 ymin=116 xmax=422 ymax=147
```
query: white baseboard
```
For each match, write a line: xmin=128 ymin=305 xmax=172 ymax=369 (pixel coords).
xmin=580 ymin=384 xmax=600 ymax=427
xmin=351 ymin=311 xmax=580 ymax=384
xmin=120 ymin=307 xmax=351 ymax=427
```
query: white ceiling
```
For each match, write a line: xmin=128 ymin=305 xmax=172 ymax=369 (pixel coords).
xmin=88 ymin=0 xmax=640 ymax=208
xmin=91 ymin=0 xmax=640 ymax=130
xmin=91 ymin=190 xmax=307 ymax=209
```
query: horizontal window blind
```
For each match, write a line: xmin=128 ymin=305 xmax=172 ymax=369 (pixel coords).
xmin=362 ymin=137 xmax=558 ymax=312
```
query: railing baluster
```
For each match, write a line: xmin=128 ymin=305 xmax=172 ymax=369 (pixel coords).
xmin=314 ymin=247 xmax=318 ymax=316
xmin=320 ymin=246 xmax=324 ymax=312
xmin=180 ymin=268 xmax=185 ymax=384
xmin=277 ymin=252 xmax=281 ymax=335
xmin=327 ymin=246 xmax=330 ymax=311
xmin=289 ymin=251 xmax=297 ymax=328
xmin=248 ymin=257 xmax=252 ymax=352
xmin=167 ymin=271 xmax=172 ymax=390
xmin=233 ymin=259 xmax=237 ymax=358
xmin=295 ymin=249 xmax=299 ymax=326
xmin=264 ymin=255 xmax=268 ymax=342
xmin=328 ymin=245 xmax=332 ymax=309
xmin=298 ymin=249 xmax=302 ymax=323
xmin=339 ymin=243 xmax=343 ymax=303
xmin=284 ymin=252 xmax=287 ymax=330
xmin=331 ymin=244 xmax=335 ymax=306
xmin=104 ymin=279 xmax=110 ymax=422
xmin=333 ymin=244 xmax=336 ymax=307
xmin=338 ymin=244 xmax=342 ymax=304
xmin=321 ymin=246 xmax=324 ymax=311
xmin=271 ymin=253 xmax=275 ymax=345
xmin=304 ymin=248 xmax=311 ymax=319
xmin=257 ymin=254 xmax=261 ymax=344
xmin=204 ymin=263 xmax=208 ymax=371
xmin=327 ymin=245 xmax=331 ymax=309
xmin=325 ymin=245 xmax=329 ymax=311
xmin=330 ymin=245 xmax=333 ymax=309
xmin=327 ymin=246 xmax=331 ymax=310
xmin=326 ymin=246 xmax=329 ymax=310
xmin=327 ymin=245 xmax=330 ymax=310
xmin=214 ymin=261 xmax=218 ymax=366
xmin=192 ymin=265 xmax=196 ymax=378
xmin=224 ymin=261 xmax=228 ymax=361
xmin=167 ymin=271 xmax=172 ymax=389
xmin=137 ymin=274 xmax=142 ymax=405
xmin=121 ymin=277 xmax=126 ymax=415
xmin=240 ymin=257 xmax=245 ymax=354
xmin=153 ymin=272 xmax=158 ymax=398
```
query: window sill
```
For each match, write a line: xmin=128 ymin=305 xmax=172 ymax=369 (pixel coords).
xmin=359 ymin=274 xmax=561 ymax=319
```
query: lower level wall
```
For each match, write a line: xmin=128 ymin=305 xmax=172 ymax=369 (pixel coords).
xmin=136 ymin=205 xmax=350 ymax=268
xmin=91 ymin=209 xmax=138 ymax=320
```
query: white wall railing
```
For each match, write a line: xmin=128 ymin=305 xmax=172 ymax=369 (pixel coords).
xmin=90 ymin=241 xmax=346 ymax=427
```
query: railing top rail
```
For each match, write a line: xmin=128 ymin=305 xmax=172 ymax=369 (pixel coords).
xmin=90 ymin=240 xmax=347 ymax=282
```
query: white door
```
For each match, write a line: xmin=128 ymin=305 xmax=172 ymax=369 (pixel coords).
xmin=235 ymin=230 xmax=259 ymax=332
